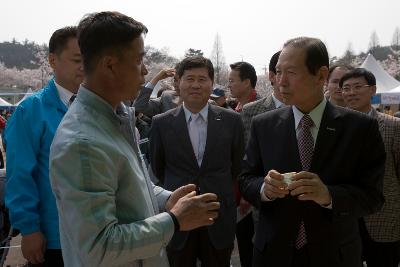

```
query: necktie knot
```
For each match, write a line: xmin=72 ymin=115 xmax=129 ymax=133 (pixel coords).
xmin=300 ymin=114 xmax=314 ymax=129
xmin=69 ymin=94 xmax=77 ymax=106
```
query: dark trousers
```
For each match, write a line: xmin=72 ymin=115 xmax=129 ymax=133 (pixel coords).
xmin=236 ymin=212 xmax=254 ymax=267
xmin=167 ymin=227 xmax=233 ymax=267
xmin=253 ymin=244 xmax=310 ymax=267
xmin=28 ymin=249 xmax=64 ymax=267
xmin=360 ymin=220 xmax=400 ymax=267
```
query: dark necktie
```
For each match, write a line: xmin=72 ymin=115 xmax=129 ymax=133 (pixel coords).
xmin=295 ymin=114 xmax=314 ymax=249
xmin=68 ymin=94 xmax=77 ymax=106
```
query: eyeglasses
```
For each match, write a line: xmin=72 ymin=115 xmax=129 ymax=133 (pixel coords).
xmin=341 ymin=84 xmax=371 ymax=93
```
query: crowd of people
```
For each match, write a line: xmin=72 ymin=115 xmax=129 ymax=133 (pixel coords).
xmin=2 ymin=10 xmax=400 ymax=267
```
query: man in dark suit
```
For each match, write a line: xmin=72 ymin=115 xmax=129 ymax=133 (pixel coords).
xmin=241 ymin=51 xmax=284 ymax=145
xmin=150 ymin=56 xmax=244 ymax=267
xmin=239 ymin=37 xmax=386 ymax=267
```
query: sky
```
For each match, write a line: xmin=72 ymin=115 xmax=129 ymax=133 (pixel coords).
xmin=2 ymin=0 xmax=400 ymax=74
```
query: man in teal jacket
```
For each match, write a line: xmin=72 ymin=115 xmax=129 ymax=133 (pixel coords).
xmin=49 ymin=11 xmax=220 ymax=267
xmin=5 ymin=26 xmax=83 ymax=266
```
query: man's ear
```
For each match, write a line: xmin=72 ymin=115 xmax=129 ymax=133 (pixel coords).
xmin=318 ymin=66 xmax=329 ymax=85
xmin=100 ymin=55 xmax=119 ymax=78
xmin=48 ymin=53 xmax=56 ymax=70
xmin=370 ymin=85 xmax=377 ymax=95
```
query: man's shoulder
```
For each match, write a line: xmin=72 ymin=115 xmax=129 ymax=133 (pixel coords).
xmin=376 ymin=111 xmax=400 ymax=131
xmin=252 ymin=105 xmax=288 ymax=122
xmin=210 ymin=105 xmax=241 ymax=120
xmin=152 ymin=106 xmax=180 ymax=121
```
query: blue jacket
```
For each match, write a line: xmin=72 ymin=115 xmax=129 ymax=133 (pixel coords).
xmin=5 ymin=79 xmax=67 ymax=249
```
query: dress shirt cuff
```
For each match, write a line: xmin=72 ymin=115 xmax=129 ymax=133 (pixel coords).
xmin=167 ymin=212 xmax=180 ymax=232
xmin=260 ymin=183 xmax=275 ymax=201
xmin=145 ymin=82 xmax=155 ymax=89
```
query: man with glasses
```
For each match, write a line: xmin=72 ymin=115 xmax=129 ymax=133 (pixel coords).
xmin=341 ymin=68 xmax=400 ymax=267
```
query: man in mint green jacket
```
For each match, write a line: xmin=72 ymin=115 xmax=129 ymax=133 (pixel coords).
xmin=49 ymin=11 xmax=219 ymax=267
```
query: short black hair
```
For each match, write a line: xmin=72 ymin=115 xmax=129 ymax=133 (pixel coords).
xmin=339 ymin=68 xmax=376 ymax=88
xmin=229 ymin=61 xmax=257 ymax=88
xmin=269 ymin=51 xmax=281 ymax=74
xmin=49 ymin=26 xmax=78 ymax=55
xmin=77 ymin=11 xmax=148 ymax=74
xmin=177 ymin=56 xmax=214 ymax=81
xmin=328 ymin=63 xmax=353 ymax=80
xmin=283 ymin=37 xmax=329 ymax=75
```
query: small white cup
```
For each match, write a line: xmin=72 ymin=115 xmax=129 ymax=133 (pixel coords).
xmin=282 ymin=172 xmax=296 ymax=185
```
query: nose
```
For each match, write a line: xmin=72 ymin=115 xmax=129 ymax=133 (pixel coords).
xmin=191 ymin=80 xmax=201 ymax=89
xmin=142 ymin=63 xmax=148 ymax=76
xmin=277 ymin=72 xmax=287 ymax=87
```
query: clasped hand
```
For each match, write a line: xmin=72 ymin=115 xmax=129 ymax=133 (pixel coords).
xmin=263 ymin=170 xmax=331 ymax=205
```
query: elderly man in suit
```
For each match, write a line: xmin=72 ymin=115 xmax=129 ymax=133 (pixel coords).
xmin=150 ymin=56 xmax=244 ymax=267
xmin=49 ymin=12 xmax=220 ymax=267
xmin=341 ymin=68 xmax=400 ymax=267
xmin=239 ymin=37 xmax=385 ymax=267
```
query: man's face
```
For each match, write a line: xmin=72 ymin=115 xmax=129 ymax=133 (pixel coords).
xmin=50 ymin=38 xmax=83 ymax=93
xmin=114 ymin=35 xmax=148 ymax=100
xmin=327 ymin=67 xmax=348 ymax=103
xmin=275 ymin=46 xmax=325 ymax=112
xmin=342 ymin=77 xmax=375 ymax=113
xmin=228 ymin=70 xmax=248 ymax=98
xmin=179 ymin=67 xmax=213 ymax=111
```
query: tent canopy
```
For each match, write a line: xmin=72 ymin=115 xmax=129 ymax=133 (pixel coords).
xmin=361 ymin=54 xmax=400 ymax=93
xmin=16 ymin=88 xmax=33 ymax=105
xmin=0 ymin=97 xmax=12 ymax=107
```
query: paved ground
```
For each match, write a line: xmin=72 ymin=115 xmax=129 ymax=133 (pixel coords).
xmin=3 ymin=235 xmax=242 ymax=267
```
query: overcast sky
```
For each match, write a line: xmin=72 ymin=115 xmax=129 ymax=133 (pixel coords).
xmin=2 ymin=0 xmax=399 ymax=74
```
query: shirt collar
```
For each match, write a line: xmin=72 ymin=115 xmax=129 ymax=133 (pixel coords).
xmin=182 ymin=103 xmax=209 ymax=123
xmin=271 ymin=93 xmax=284 ymax=108
xmin=292 ymin=98 xmax=327 ymax=130
xmin=54 ymin=81 xmax=74 ymax=107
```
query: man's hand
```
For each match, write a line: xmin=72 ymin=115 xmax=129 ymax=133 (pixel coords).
xmin=263 ymin=170 xmax=290 ymax=199
xmin=170 ymin=191 xmax=220 ymax=231
xmin=21 ymin=231 xmax=46 ymax=264
xmin=150 ymin=68 xmax=176 ymax=86
xmin=288 ymin=171 xmax=331 ymax=205
xmin=165 ymin=184 xmax=197 ymax=211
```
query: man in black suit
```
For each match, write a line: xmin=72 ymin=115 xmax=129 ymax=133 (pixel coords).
xmin=239 ymin=37 xmax=386 ymax=267
xmin=150 ymin=56 xmax=244 ymax=267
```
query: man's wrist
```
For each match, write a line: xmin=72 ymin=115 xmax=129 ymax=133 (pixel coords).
xmin=167 ymin=211 xmax=180 ymax=232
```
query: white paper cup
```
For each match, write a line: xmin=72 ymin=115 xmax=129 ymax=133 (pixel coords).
xmin=282 ymin=172 xmax=296 ymax=185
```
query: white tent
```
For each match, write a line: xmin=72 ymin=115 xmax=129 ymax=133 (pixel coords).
xmin=361 ymin=54 xmax=400 ymax=93
xmin=16 ymin=88 xmax=33 ymax=105
xmin=390 ymin=86 xmax=400 ymax=93
xmin=0 ymin=97 xmax=12 ymax=106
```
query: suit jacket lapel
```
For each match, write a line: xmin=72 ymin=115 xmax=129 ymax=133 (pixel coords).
xmin=171 ymin=106 xmax=199 ymax=169
xmin=200 ymin=105 xmax=221 ymax=170
xmin=311 ymin=102 xmax=342 ymax=173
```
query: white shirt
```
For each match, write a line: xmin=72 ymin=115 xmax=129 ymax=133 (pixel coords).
xmin=54 ymin=81 xmax=74 ymax=107
xmin=182 ymin=103 xmax=209 ymax=166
